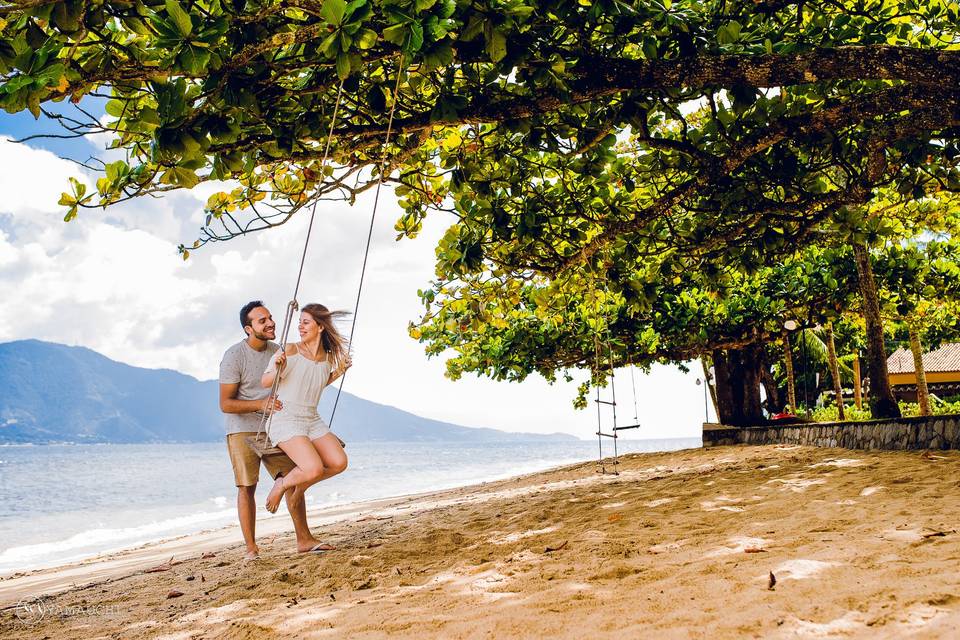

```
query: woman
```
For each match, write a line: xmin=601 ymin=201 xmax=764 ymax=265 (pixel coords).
xmin=261 ymin=303 xmax=352 ymax=515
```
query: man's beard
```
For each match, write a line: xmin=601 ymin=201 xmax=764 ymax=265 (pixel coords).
xmin=251 ymin=329 xmax=275 ymax=341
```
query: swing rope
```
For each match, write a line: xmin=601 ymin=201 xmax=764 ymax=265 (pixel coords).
xmin=253 ymin=80 xmax=347 ymax=450
xmin=250 ymin=57 xmax=406 ymax=457
xmin=328 ymin=54 xmax=405 ymax=427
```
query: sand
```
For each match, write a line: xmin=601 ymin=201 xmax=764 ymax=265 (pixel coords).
xmin=1 ymin=444 xmax=958 ymax=639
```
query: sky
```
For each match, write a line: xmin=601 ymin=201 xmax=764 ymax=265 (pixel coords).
xmin=0 ymin=106 xmax=709 ymax=440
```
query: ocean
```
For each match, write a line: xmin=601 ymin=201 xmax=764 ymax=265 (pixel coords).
xmin=0 ymin=438 xmax=700 ymax=574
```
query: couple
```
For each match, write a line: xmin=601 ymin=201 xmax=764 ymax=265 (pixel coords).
xmin=219 ymin=300 xmax=351 ymax=560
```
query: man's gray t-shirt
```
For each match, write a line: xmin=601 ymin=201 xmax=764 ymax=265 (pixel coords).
xmin=219 ymin=340 xmax=280 ymax=435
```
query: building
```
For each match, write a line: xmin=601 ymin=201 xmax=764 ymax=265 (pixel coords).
xmin=887 ymin=342 xmax=960 ymax=402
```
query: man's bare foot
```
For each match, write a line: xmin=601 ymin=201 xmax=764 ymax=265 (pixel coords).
xmin=265 ymin=475 xmax=285 ymax=513
xmin=297 ymin=541 xmax=336 ymax=553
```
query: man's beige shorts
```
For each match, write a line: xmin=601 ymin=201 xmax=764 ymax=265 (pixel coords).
xmin=226 ymin=432 xmax=296 ymax=487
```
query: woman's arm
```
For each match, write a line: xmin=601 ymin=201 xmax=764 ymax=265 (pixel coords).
xmin=327 ymin=354 xmax=353 ymax=385
xmin=261 ymin=345 xmax=295 ymax=388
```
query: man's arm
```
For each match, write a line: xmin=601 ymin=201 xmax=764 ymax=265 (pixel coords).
xmin=220 ymin=383 xmax=278 ymax=414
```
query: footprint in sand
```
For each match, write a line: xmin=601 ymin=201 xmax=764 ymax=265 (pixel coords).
xmin=705 ymin=536 xmax=770 ymax=558
xmin=784 ymin=603 xmax=947 ymax=637
xmin=644 ymin=497 xmax=676 ymax=508
xmin=488 ymin=525 xmax=559 ymax=545
xmin=810 ymin=458 xmax=864 ymax=468
xmin=648 ymin=539 xmax=688 ymax=554
xmin=767 ymin=477 xmax=827 ymax=493
xmin=880 ymin=527 xmax=924 ymax=543
xmin=700 ymin=495 xmax=746 ymax=512
xmin=769 ymin=558 xmax=840 ymax=581
xmin=785 ymin=610 xmax=868 ymax=636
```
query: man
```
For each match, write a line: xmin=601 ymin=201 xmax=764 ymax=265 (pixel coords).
xmin=219 ymin=300 xmax=334 ymax=559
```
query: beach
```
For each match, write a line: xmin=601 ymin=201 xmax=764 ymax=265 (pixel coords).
xmin=1 ymin=444 xmax=958 ymax=639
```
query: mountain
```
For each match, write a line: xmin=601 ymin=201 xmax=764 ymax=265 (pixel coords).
xmin=0 ymin=340 xmax=576 ymax=444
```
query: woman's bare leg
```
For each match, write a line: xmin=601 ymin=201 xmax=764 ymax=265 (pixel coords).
xmin=265 ymin=436 xmax=325 ymax=513
xmin=311 ymin=433 xmax=348 ymax=481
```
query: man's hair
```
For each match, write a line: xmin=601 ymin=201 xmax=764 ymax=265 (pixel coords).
xmin=240 ymin=300 xmax=265 ymax=331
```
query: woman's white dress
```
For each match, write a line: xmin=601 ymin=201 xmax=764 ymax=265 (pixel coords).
xmin=263 ymin=351 xmax=333 ymax=444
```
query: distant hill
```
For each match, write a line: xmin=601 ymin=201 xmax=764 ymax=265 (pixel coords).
xmin=0 ymin=340 xmax=576 ymax=444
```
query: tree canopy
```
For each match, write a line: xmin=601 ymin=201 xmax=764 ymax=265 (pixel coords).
xmin=4 ymin=0 xmax=960 ymax=419
xmin=2 ymin=0 xmax=959 ymax=261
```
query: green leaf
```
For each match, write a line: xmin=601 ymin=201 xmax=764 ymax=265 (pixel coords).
xmin=320 ymin=31 xmax=340 ymax=57
xmin=105 ymin=160 xmax=129 ymax=182
xmin=383 ymin=23 xmax=407 ymax=46
xmin=356 ymin=28 xmax=378 ymax=49
xmin=165 ymin=0 xmax=193 ymax=37
xmin=408 ymin=22 xmax=424 ymax=51
xmin=170 ymin=166 xmax=200 ymax=188
xmin=26 ymin=92 xmax=40 ymax=118
xmin=336 ymin=52 xmax=351 ymax=80
xmin=716 ymin=21 xmax=741 ymax=45
xmin=69 ymin=177 xmax=86 ymax=200
xmin=485 ymin=28 xmax=507 ymax=63
xmin=321 ymin=0 xmax=348 ymax=25
xmin=105 ymin=99 xmax=126 ymax=118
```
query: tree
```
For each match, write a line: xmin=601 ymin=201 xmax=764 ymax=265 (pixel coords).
xmin=875 ymin=238 xmax=960 ymax=414
xmin=825 ymin=322 xmax=844 ymax=420
xmin=780 ymin=328 xmax=797 ymax=414
xmin=410 ymin=244 xmax=859 ymax=424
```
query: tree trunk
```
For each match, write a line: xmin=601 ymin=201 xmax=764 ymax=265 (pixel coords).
xmin=759 ymin=348 xmax=781 ymax=415
xmin=712 ymin=349 xmax=735 ymax=424
xmin=736 ymin=344 xmax=765 ymax=425
xmin=908 ymin=323 xmax=931 ymax=416
xmin=782 ymin=330 xmax=797 ymax=414
xmin=852 ymin=354 xmax=863 ymax=410
xmin=852 ymin=242 xmax=901 ymax=418
xmin=701 ymin=355 xmax=719 ymax=421
xmin=825 ymin=323 xmax=845 ymax=420
xmin=711 ymin=345 xmax=765 ymax=426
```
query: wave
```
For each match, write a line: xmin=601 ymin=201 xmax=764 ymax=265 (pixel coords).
xmin=0 ymin=506 xmax=239 ymax=573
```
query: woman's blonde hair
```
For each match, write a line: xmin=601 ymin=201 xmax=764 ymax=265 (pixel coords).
xmin=301 ymin=303 xmax=350 ymax=367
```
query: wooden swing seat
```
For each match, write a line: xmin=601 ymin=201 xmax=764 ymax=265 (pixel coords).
xmin=246 ymin=432 xmax=285 ymax=458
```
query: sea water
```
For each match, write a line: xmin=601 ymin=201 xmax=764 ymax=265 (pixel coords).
xmin=0 ymin=438 xmax=699 ymax=574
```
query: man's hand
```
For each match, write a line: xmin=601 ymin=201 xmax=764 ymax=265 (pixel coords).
xmin=221 ymin=382 xmax=281 ymax=414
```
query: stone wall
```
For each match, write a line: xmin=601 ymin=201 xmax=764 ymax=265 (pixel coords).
xmin=702 ymin=414 xmax=960 ymax=450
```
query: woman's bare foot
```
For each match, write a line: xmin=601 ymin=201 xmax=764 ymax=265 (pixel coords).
xmin=244 ymin=547 xmax=260 ymax=561
xmin=265 ymin=475 xmax=286 ymax=513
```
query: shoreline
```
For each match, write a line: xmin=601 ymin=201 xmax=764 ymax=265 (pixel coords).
xmin=0 ymin=437 xmax=701 ymax=578
xmin=0 ymin=459 xmax=585 ymax=604
xmin=2 ymin=444 xmax=958 ymax=638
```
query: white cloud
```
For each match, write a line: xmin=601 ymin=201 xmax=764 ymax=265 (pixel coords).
xmin=0 ymin=138 xmax=705 ymax=440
